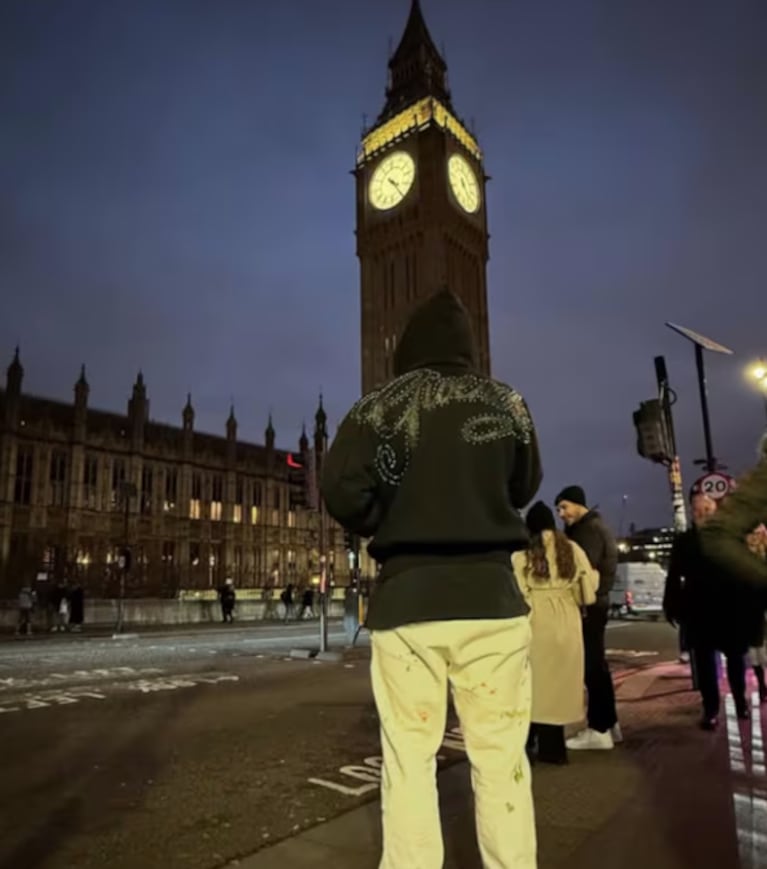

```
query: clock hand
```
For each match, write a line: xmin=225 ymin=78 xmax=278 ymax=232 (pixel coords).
xmin=388 ymin=178 xmax=402 ymax=193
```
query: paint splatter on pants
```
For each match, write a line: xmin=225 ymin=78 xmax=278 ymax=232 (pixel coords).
xmin=371 ymin=617 xmax=536 ymax=869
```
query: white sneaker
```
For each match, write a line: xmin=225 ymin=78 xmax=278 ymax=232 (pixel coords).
xmin=566 ymin=728 xmax=614 ymax=751
xmin=611 ymin=723 xmax=623 ymax=744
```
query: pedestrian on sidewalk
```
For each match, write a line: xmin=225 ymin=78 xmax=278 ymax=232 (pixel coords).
xmin=16 ymin=583 xmax=36 ymax=636
xmin=218 ymin=579 xmax=236 ymax=623
xmin=299 ymin=585 xmax=316 ymax=620
xmin=68 ymin=581 xmax=85 ymax=632
xmin=513 ymin=502 xmax=598 ymax=765
xmin=664 ymin=493 xmax=750 ymax=728
xmin=322 ymin=289 xmax=542 ymax=869
xmin=555 ymin=486 xmax=621 ymax=750
xmin=280 ymin=584 xmax=295 ymax=622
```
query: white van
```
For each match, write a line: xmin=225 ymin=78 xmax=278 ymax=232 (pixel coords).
xmin=609 ymin=562 xmax=666 ymax=620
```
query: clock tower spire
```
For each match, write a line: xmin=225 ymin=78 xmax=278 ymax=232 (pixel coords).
xmin=356 ymin=1 xmax=491 ymax=395
xmin=380 ymin=0 xmax=452 ymax=122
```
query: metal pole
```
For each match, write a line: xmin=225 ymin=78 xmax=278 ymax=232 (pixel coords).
xmin=618 ymin=495 xmax=628 ymax=538
xmin=116 ymin=485 xmax=130 ymax=634
xmin=319 ymin=501 xmax=328 ymax=653
xmin=654 ymin=356 xmax=688 ymax=533
xmin=694 ymin=344 xmax=716 ymax=473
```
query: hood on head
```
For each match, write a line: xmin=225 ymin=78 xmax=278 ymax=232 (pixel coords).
xmin=393 ymin=289 xmax=478 ymax=376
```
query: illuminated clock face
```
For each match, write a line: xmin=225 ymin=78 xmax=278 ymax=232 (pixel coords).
xmin=448 ymin=153 xmax=481 ymax=214
xmin=369 ymin=151 xmax=416 ymax=211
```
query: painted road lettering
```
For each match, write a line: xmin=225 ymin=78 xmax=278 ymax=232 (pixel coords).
xmin=0 ymin=666 xmax=163 ymax=693
xmin=0 ymin=671 xmax=239 ymax=714
xmin=308 ymin=727 xmax=466 ymax=797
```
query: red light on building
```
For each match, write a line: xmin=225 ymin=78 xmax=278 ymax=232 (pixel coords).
xmin=286 ymin=453 xmax=303 ymax=469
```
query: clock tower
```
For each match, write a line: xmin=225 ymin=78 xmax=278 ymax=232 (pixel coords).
xmin=356 ymin=0 xmax=491 ymax=394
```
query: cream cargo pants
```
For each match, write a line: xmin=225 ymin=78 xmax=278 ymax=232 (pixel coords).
xmin=371 ymin=617 xmax=535 ymax=868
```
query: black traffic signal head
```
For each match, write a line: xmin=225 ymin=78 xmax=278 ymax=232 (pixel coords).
xmin=633 ymin=399 xmax=672 ymax=464
xmin=286 ymin=453 xmax=307 ymax=509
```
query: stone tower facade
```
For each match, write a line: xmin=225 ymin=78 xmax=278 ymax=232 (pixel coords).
xmin=356 ymin=0 xmax=491 ymax=394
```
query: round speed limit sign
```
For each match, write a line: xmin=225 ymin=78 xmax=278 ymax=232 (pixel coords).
xmin=692 ymin=472 xmax=735 ymax=501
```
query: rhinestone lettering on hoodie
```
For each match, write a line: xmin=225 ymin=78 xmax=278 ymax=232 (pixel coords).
xmin=350 ymin=370 xmax=534 ymax=486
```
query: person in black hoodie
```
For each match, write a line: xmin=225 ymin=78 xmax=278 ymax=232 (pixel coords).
xmin=322 ymin=289 xmax=542 ymax=869
xmin=555 ymin=485 xmax=620 ymax=750
xmin=667 ymin=492 xmax=751 ymax=728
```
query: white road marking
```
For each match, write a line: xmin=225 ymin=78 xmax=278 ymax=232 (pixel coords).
xmin=0 ymin=667 xmax=163 ymax=693
xmin=308 ymin=727 xmax=466 ymax=797
xmin=0 ymin=670 xmax=239 ymax=714
xmin=725 ymin=690 xmax=767 ymax=868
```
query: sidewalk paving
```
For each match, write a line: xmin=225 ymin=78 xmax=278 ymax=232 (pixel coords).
xmin=228 ymin=660 xmax=755 ymax=869
xmin=0 ymin=618 xmax=345 ymax=644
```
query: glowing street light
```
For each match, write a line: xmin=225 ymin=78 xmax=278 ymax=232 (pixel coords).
xmin=747 ymin=358 xmax=767 ymax=420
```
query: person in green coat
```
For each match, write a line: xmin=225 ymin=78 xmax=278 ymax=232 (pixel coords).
xmin=699 ymin=433 xmax=767 ymax=587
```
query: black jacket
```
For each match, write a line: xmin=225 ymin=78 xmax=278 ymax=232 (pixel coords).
xmin=664 ymin=527 xmax=753 ymax=652
xmin=321 ymin=289 xmax=543 ymax=630
xmin=564 ymin=511 xmax=617 ymax=606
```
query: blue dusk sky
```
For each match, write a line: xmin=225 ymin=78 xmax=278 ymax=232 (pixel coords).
xmin=1 ymin=0 xmax=766 ymax=530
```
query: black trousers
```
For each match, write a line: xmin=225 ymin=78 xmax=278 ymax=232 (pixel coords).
xmin=528 ymin=723 xmax=567 ymax=763
xmin=693 ymin=645 xmax=746 ymax=718
xmin=583 ymin=605 xmax=618 ymax=733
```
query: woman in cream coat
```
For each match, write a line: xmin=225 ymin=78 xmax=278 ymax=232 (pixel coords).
xmin=513 ymin=501 xmax=599 ymax=764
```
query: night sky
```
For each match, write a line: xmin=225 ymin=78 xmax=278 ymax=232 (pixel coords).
xmin=2 ymin=0 xmax=766 ymax=531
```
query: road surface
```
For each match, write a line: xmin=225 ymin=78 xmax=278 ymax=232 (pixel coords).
xmin=0 ymin=620 xmax=674 ymax=869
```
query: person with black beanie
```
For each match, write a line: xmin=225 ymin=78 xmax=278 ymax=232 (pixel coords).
xmin=555 ymin=485 xmax=621 ymax=750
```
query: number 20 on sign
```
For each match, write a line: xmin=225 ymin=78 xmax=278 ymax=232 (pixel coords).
xmin=693 ymin=472 xmax=735 ymax=501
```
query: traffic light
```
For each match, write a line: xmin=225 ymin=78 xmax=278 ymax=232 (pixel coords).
xmin=286 ymin=453 xmax=307 ymax=510
xmin=632 ymin=399 xmax=672 ymax=464
xmin=286 ymin=450 xmax=319 ymax=511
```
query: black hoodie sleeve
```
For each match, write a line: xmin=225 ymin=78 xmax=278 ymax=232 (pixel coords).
xmin=508 ymin=420 xmax=543 ymax=510
xmin=320 ymin=412 xmax=383 ymax=538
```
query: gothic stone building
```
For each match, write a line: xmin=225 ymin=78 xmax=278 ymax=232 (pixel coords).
xmin=0 ymin=350 xmax=345 ymax=598
xmin=357 ymin=0 xmax=492 ymax=393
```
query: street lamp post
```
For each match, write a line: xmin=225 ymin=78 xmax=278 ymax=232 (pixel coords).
xmin=666 ymin=323 xmax=735 ymax=473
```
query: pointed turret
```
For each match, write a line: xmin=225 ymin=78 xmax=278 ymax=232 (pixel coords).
xmin=225 ymin=404 xmax=238 ymax=464
xmin=127 ymin=370 xmax=148 ymax=446
xmin=182 ymin=393 xmax=195 ymax=431
xmin=379 ymin=0 xmax=452 ymax=122
xmin=227 ymin=404 xmax=237 ymax=438
xmin=265 ymin=412 xmax=275 ymax=451
xmin=74 ymin=364 xmax=89 ymax=404
xmin=314 ymin=394 xmax=328 ymax=456
xmin=315 ymin=394 xmax=327 ymax=435
xmin=73 ymin=364 xmax=89 ymax=438
xmin=6 ymin=347 xmax=23 ymax=396
xmin=299 ymin=423 xmax=309 ymax=454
